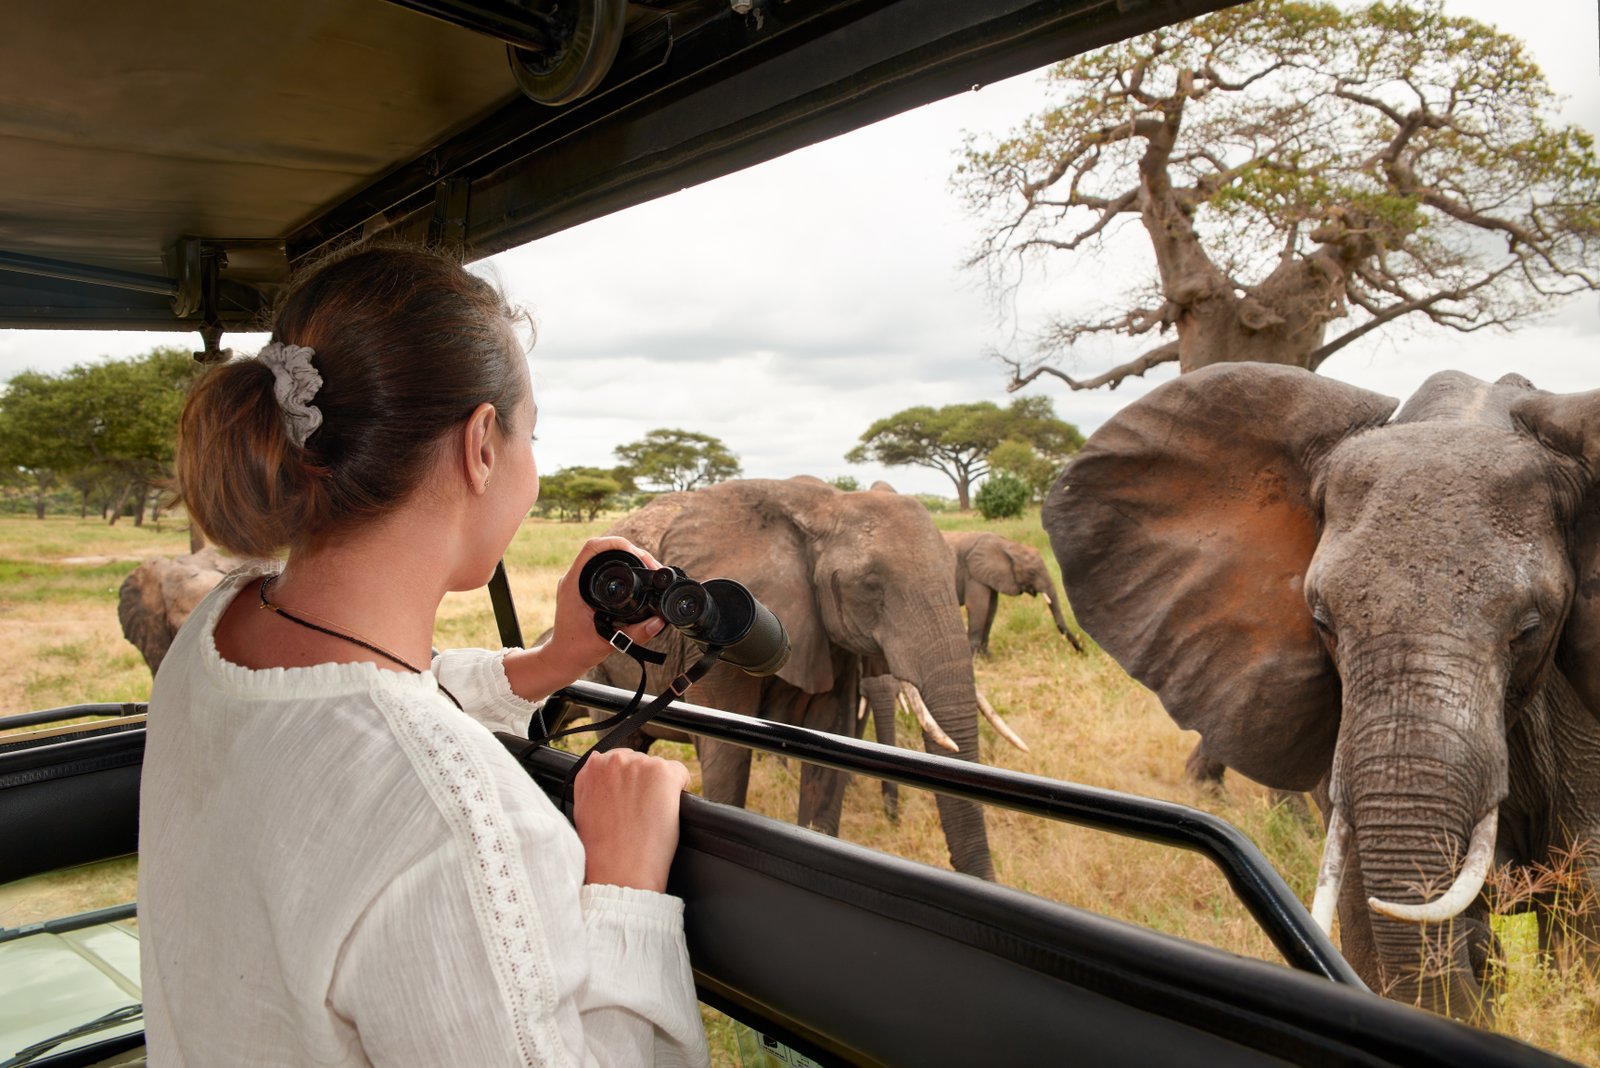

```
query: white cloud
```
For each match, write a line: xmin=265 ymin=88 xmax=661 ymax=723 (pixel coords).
xmin=4 ymin=1 xmax=1596 ymax=499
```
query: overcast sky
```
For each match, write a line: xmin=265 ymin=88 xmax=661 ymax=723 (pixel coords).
xmin=2 ymin=0 xmax=1596 ymax=498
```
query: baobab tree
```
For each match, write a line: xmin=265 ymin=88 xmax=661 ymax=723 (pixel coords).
xmin=957 ymin=0 xmax=1600 ymax=391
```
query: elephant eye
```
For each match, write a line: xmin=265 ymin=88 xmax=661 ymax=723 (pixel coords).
xmin=1310 ymin=602 xmax=1335 ymax=638
xmin=1512 ymin=612 xmax=1543 ymax=646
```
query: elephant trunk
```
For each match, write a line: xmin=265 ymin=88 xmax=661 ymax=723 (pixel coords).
xmin=1348 ymin=801 xmax=1496 ymax=1021
xmin=1334 ymin=647 xmax=1508 ymax=1021
xmin=1037 ymin=576 xmax=1085 ymax=654
xmin=890 ymin=623 xmax=995 ymax=881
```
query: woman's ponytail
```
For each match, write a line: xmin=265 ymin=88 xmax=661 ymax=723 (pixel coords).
xmin=175 ymin=359 xmax=329 ymax=558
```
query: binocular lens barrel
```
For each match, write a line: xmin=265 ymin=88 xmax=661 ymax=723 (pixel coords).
xmin=701 ymin=579 xmax=789 ymax=676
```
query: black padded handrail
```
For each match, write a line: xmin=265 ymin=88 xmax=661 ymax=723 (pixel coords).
xmin=0 ymin=902 xmax=138 ymax=944
xmin=0 ymin=703 xmax=143 ymax=733
xmin=549 ymin=680 xmax=1361 ymax=986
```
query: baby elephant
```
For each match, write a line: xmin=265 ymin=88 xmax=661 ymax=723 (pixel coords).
xmin=943 ymin=530 xmax=1084 ymax=656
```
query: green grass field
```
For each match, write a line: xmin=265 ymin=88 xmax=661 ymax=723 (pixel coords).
xmin=2 ymin=511 xmax=1595 ymax=1064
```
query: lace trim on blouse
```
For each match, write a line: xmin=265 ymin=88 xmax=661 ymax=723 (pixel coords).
xmin=373 ymin=685 xmax=574 ymax=1068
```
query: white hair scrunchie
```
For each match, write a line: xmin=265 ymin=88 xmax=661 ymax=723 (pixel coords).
xmin=257 ymin=342 xmax=323 ymax=447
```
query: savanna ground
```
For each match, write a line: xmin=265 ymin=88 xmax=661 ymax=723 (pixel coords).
xmin=2 ymin=510 xmax=1596 ymax=1064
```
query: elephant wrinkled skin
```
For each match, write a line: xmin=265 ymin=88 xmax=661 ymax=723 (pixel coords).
xmin=1047 ymin=365 xmax=1600 ymax=1021
xmin=587 ymin=477 xmax=995 ymax=879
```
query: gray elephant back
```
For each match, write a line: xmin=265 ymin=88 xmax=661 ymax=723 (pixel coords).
xmin=603 ymin=491 xmax=694 ymax=556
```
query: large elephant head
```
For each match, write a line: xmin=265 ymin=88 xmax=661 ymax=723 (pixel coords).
xmin=1046 ymin=364 xmax=1600 ymax=1019
xmin=942 ymin=529 xmax=1081 ymax=655
xmin=599 ymin=476 xmax=994 ymax=879
xmin=118 ymin=548 xmax=239 ymax=672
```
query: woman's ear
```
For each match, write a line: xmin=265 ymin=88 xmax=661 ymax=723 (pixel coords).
xmin=1048 ymin=364 xmax=1396 ymax=790
xmin=460 ymin=401 xmax=497 ymax=494
xmin=1513 ymin=388 xmax=1600 ymax=722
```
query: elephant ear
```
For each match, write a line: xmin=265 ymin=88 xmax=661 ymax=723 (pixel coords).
xmin=657 ymin=482 xmax=835 ymax=694
xmin=1046 ymin=364 xmax=1396 ymax=790
xmin=1511 ymin=388 xmax=1600 ymax=723
xmin=965 ymin=535 xmax=1023 ymax=595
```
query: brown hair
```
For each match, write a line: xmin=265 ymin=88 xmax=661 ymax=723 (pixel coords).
xmin=176 ymin=245 xmax=528 ymax=558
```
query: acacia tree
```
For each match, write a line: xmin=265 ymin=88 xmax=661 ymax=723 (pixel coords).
xmin=957 ymin=0 xmax=1600 ymax=391
xmin=0 ymin=370 xmax=89 ymax=518
xmin=847 ymin=397 xmax=1081 ymax=509
xmin=614 ymin=428 xmax=741 ymax=493
xmin=539 ymin=466 xmax=623 ymax=521
xmin=72 ymin=348 xmax=196 ymax=524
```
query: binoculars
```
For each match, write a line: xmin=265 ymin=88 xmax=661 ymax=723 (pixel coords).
xmin=578 ymin=549 xmax=790 ymax=676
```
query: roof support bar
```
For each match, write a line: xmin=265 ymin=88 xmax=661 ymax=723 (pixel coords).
xmin=0 ymin=250 xmax=177 ymax=299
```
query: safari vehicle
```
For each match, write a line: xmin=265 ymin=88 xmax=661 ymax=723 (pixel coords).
xmin=0 ymin=2 xmax=1579 ymax=1065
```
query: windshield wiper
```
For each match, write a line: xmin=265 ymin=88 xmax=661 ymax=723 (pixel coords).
xmin=1 ymin=1004 xmax=142 ymax=1068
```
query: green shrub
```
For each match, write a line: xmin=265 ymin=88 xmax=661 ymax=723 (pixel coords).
xmin=975 ymin=472 xmax=1029 ymax=519
xmin=912 ymin=493 xmax=958 ymax=513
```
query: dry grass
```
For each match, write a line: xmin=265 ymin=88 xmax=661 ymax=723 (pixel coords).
xmin=5 ymin=512 xmax=1597 ymax=1064
xmin=0 ymin=516 xmax=190 ymax=716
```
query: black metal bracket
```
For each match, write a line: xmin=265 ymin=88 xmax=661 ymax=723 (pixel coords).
xmin=428 ymin=176 xmax=472 ymax=249
xmin=171 ymin=237 xmax=290 ymax=361
xmin=487 ymin=560 xmax=525 ymax=649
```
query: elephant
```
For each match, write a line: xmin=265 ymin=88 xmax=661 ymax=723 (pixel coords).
xmin=118 ymin=548 xmax=238 ymax=672
xmin=943 ymin=529 xmax=1084 ymax=656
xmin=1044 ymin=364 xmax=1600 ymax=1022
xmin=585 ymin=476 xmax=997 ymax=879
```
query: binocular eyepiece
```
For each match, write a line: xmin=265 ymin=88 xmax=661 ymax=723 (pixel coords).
xmin=578 ymin=549 xmax=791 ymax=676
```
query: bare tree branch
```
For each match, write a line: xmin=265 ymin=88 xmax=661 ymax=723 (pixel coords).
xmin=1003 ymin=341 xmax=1181 ymax=392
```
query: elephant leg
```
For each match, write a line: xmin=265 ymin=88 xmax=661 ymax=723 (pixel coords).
xmin=966 ymin=586 xmax=997 ymax=657
xmin=861 ymin=674 xmax=900 ymax=822
xmin=698 ymin=738 xmax=753 ymax=809
xmin=798 ymin=689 xmax=854 ymax=836
xmin=799 ymin=764 xmax=849 ymax=836
xmin=1267 ymin=788 xmax=1315 ymax=825
xmin=1184 ymin=740 xmax=1228 ymax=790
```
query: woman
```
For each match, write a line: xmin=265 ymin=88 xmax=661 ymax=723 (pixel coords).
xmin=139 ymin=246 xmax=708 ymax=1066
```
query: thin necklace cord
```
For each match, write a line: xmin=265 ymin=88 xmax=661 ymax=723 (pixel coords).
xmin=258 ymin=574 xmax=463 ymax=710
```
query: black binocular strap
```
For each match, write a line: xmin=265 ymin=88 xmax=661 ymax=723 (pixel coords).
xmin=533 ymin=613 xmax=723 ymax=818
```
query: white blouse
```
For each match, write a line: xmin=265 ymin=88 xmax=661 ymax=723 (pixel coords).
xmin=138 ymin=569 xmax=709 ymax=1067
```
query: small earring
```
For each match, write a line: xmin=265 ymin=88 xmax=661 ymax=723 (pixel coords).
xmin=481 ymin=475 xmax=492 ymax=492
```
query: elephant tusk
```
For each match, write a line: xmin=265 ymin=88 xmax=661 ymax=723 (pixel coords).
xmin=857 ymin=695 xmax=868 ymax=722
xmin=901 ymin=683 xmax=960 ymax=753
xmin=1310 ymin=808 xmax=1351 ymax=934
xmin=1042 ymin=593 xmax=1052 ymax=607
xmin=1368 ymin=810 xmax=1498 ymax=925
xmin=975 ymin=688 xmax=1030 ymax=753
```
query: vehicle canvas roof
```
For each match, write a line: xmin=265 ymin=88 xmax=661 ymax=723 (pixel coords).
xmin=0 ymin=0 xmax=1238 ymax=334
